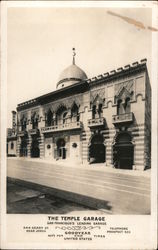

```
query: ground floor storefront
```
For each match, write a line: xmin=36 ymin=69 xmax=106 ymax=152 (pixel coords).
xmin=15 ymin=125 xmax=150 ymax=171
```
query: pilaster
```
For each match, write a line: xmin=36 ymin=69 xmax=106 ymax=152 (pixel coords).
xmin=39 ymin=133 xmax=45 ymax=158
xmin=27 ymin=134 xmax=32 ymax=158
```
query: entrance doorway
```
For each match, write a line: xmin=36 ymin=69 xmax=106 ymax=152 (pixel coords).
xmin=113 ymin=133 xmax=133 ymax=169
xmin=89 ymin=134 xmax=105 ymax=163
xmin=20 ymin=138 xmax=27 ymax=157
xmin=57 ymin=138 xmax=66 ymax=159
xmin=31 ymin=138 xmax=40 ymax=158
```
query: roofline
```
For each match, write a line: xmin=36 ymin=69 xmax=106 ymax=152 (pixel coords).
xmin=87 ymin=58 xmax=147 ymax=84
xmin=17 ymin=58 xmax=147 ymax=111
xmin=56 ymin=77 xmax=87 ymax=87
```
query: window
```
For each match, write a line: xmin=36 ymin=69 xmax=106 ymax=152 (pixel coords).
xmin=11 ymin=142 xmax=14 ymax=149
xmin=32 ymin=118 xmax=38 ymax=129
xmin=92 ymin=103 xmax=103 ymax=119
xmin=63 ymin=112 xmax=68 ymax=124
xmin=117 ymin=100 xmax=124 ymax=115
xmin=56 ymin=106 xmax=67 ymax=125
xmin=92 ymin=105 xmax=96 ymax=119
xmin=98 ymin=104 xmax=103 ymax=118
xmin=46 ymin=110 xmax=53 ymax=126
xmin=124 ymin=98 xmax=131 ymax=113
xmin=117 ymin=98 xmax=131 ymax=115
xmin=71 ymin=103 xmax=79 ymax=122
xmin=21 ymin=119 xmax=27 ymax=131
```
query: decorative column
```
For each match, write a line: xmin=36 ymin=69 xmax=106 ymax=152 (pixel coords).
xmin=39 ymin=133 xmax=45 ymax=158
xmin=106 ymin=141 xmax=113 ymax=167
xmin=16 ymin=136 xmax=21 ymax=157
xmin=27 ymin=134 xmax=32 ymax=158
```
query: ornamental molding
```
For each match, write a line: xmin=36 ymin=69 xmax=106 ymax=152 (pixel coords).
xmin=19 ymin=112 xmax=28 ymax=122
xmin=114 ymin=79 xmax=134 ymax=101
xmin=90 ymin=88 xmax=105 ymax=105
xmin=43 ymin=95 xmax=82 ymax=114
xmin=31 ymin=108 xmax=39 ymax=117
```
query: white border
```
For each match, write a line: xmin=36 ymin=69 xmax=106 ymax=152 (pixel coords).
xmin=1 ymin=1 xmax=157 ymax=249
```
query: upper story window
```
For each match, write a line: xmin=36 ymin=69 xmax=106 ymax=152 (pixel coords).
xmin=31 ymin=113 xmax=39 ymax=129
xmin=71 ymin=103 xmax=80 ymax=122
xmin=21 ymin=118 xmax=27 ymax=131
xmin=98 ymin=103 xmax=103 ymax=118
xmin=63 ymin=112 xmax=68 ymax=124
xmin=46 ymin=109 xmax=53 ymax=127
xmin=124 ymin=97 xmax=131 ymax=113
xmin=117 ymin=100 xmax=124 ymax=115
xmin=32 ymin=118 xmax=38 ymax=129
xmin=11 ymin=142 xmax=14 ymax=149
xmin=92 ymin=103 xmax=103 ymax=119
xmin=117 ymin=98 xmax=131 ymax=115
xmin=92 ymin=105 xmax=96 ymax=119
xmin=56 ymin=106 xmax=67 ymax=125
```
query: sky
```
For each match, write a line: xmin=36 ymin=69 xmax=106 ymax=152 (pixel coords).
xmin=7 ymin=5 xmax=153 ymax=127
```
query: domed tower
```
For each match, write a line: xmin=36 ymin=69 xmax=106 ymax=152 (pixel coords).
xmin=56 ymin=48 xmax=88 ymax=89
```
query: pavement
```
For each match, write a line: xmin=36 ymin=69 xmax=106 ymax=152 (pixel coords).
xmin=12 ymin=157 xmax=151 ymax=177
xmin=7 ymin=180 xmax=106 ymax=214
xmin=7 ymin=158 xmax=151 ymax=215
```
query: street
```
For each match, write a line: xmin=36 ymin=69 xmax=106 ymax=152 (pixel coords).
xmin=7 ymin=158 xmax=150 ymax=214
xmin=7 ymin=180 xmax=105 ymax=214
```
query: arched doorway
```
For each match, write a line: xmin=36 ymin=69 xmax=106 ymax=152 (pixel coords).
xmin=89 ymin=134 xmax=105 ymax=163
xmin=20 ymin=138 xmax=27 ymax=157
xmin=113 ymin=133 xmax=134 ymax=169
xmin=57 ymin=138 xmax=66 ymax=159
xmin=31 ymin=137 xmax=40 ymax=158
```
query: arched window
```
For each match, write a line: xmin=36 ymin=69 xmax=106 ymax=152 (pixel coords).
xmin=46 ymin=110 xmax=53 ymax=126
xmin=21 ymin=117 xmax=27 ymax=131
xmin=124 ymin=97 xmax=131 ymax=113
xmin=31 ymin=113 xmax=38 ymax=129
xmin=56 ymin=106 xmax=67 ymax=125
xmin=117 ymin=99 xmax=124 ymax=115
xmin=71 ymin=103 xmax=79 ymax=122
xmin=98 ymin=103 xmax=103 ymax=118
xmin=63 ymin=112 xmax=68 ymax=124
xmin=11 ymin=142 xmax=14 ymax=149
xmin=92 ymin=105 xmax=96 ymax=119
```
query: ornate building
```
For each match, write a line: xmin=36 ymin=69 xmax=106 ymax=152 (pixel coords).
xmin=7 ymin=51 xmax=151 ymax=170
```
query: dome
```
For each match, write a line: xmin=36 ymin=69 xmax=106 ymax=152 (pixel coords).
xmin=56 ymin=64 xmax=88 ymax=89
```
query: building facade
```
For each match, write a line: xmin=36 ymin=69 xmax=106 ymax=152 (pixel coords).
xmin=7 ymin=111 xmax=17 ymax=157
xmin=7 ymin=56 xmax=151 ymax=170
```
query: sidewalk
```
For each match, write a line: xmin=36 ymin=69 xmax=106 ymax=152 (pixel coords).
xmin=9 ymin=157 xmax=151 ymax=178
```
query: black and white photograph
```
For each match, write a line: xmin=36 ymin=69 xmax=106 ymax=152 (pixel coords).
xmin=1 ymin=1 xmax=157 ymax=249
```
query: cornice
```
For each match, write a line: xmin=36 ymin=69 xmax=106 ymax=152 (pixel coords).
xmin=17 ymin=58 xmax=147 ymax=112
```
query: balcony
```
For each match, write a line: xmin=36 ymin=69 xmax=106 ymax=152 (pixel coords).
xmin=88 ymin=117 xmax=105 ymax=128
xmin=28 ymin=128 xmax=39 ymax=135
xmin=41 ymin=121 xmax=82 ymax=133
xmin=7 ymin=133 xmax=17 ymax=139
xmin=17 ymin=130 xmax=27 ymax=137
xmin=7 ymin=129 xmax=16 ymax=138
xmin=112 ymin=112 xmax=133 ymax=124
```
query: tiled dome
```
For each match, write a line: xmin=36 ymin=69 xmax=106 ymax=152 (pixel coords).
xmin=57 ymin=64 xmax=87 ymax=89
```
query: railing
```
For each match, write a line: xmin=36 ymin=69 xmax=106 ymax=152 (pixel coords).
xmin=88 ymin=117 xmax=105 ymax=127
xmin=41 ymin=121 xmax=82 ymax=133
xmin=7 ymin=133 xmax=17 ymax=138
xmin=28 ymin=128 xmax=39 ymax=135
xmin=112 ymin=112 xmax=133 ymax=124
xmin=17 ymin=130 xmax=27 ymax=137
